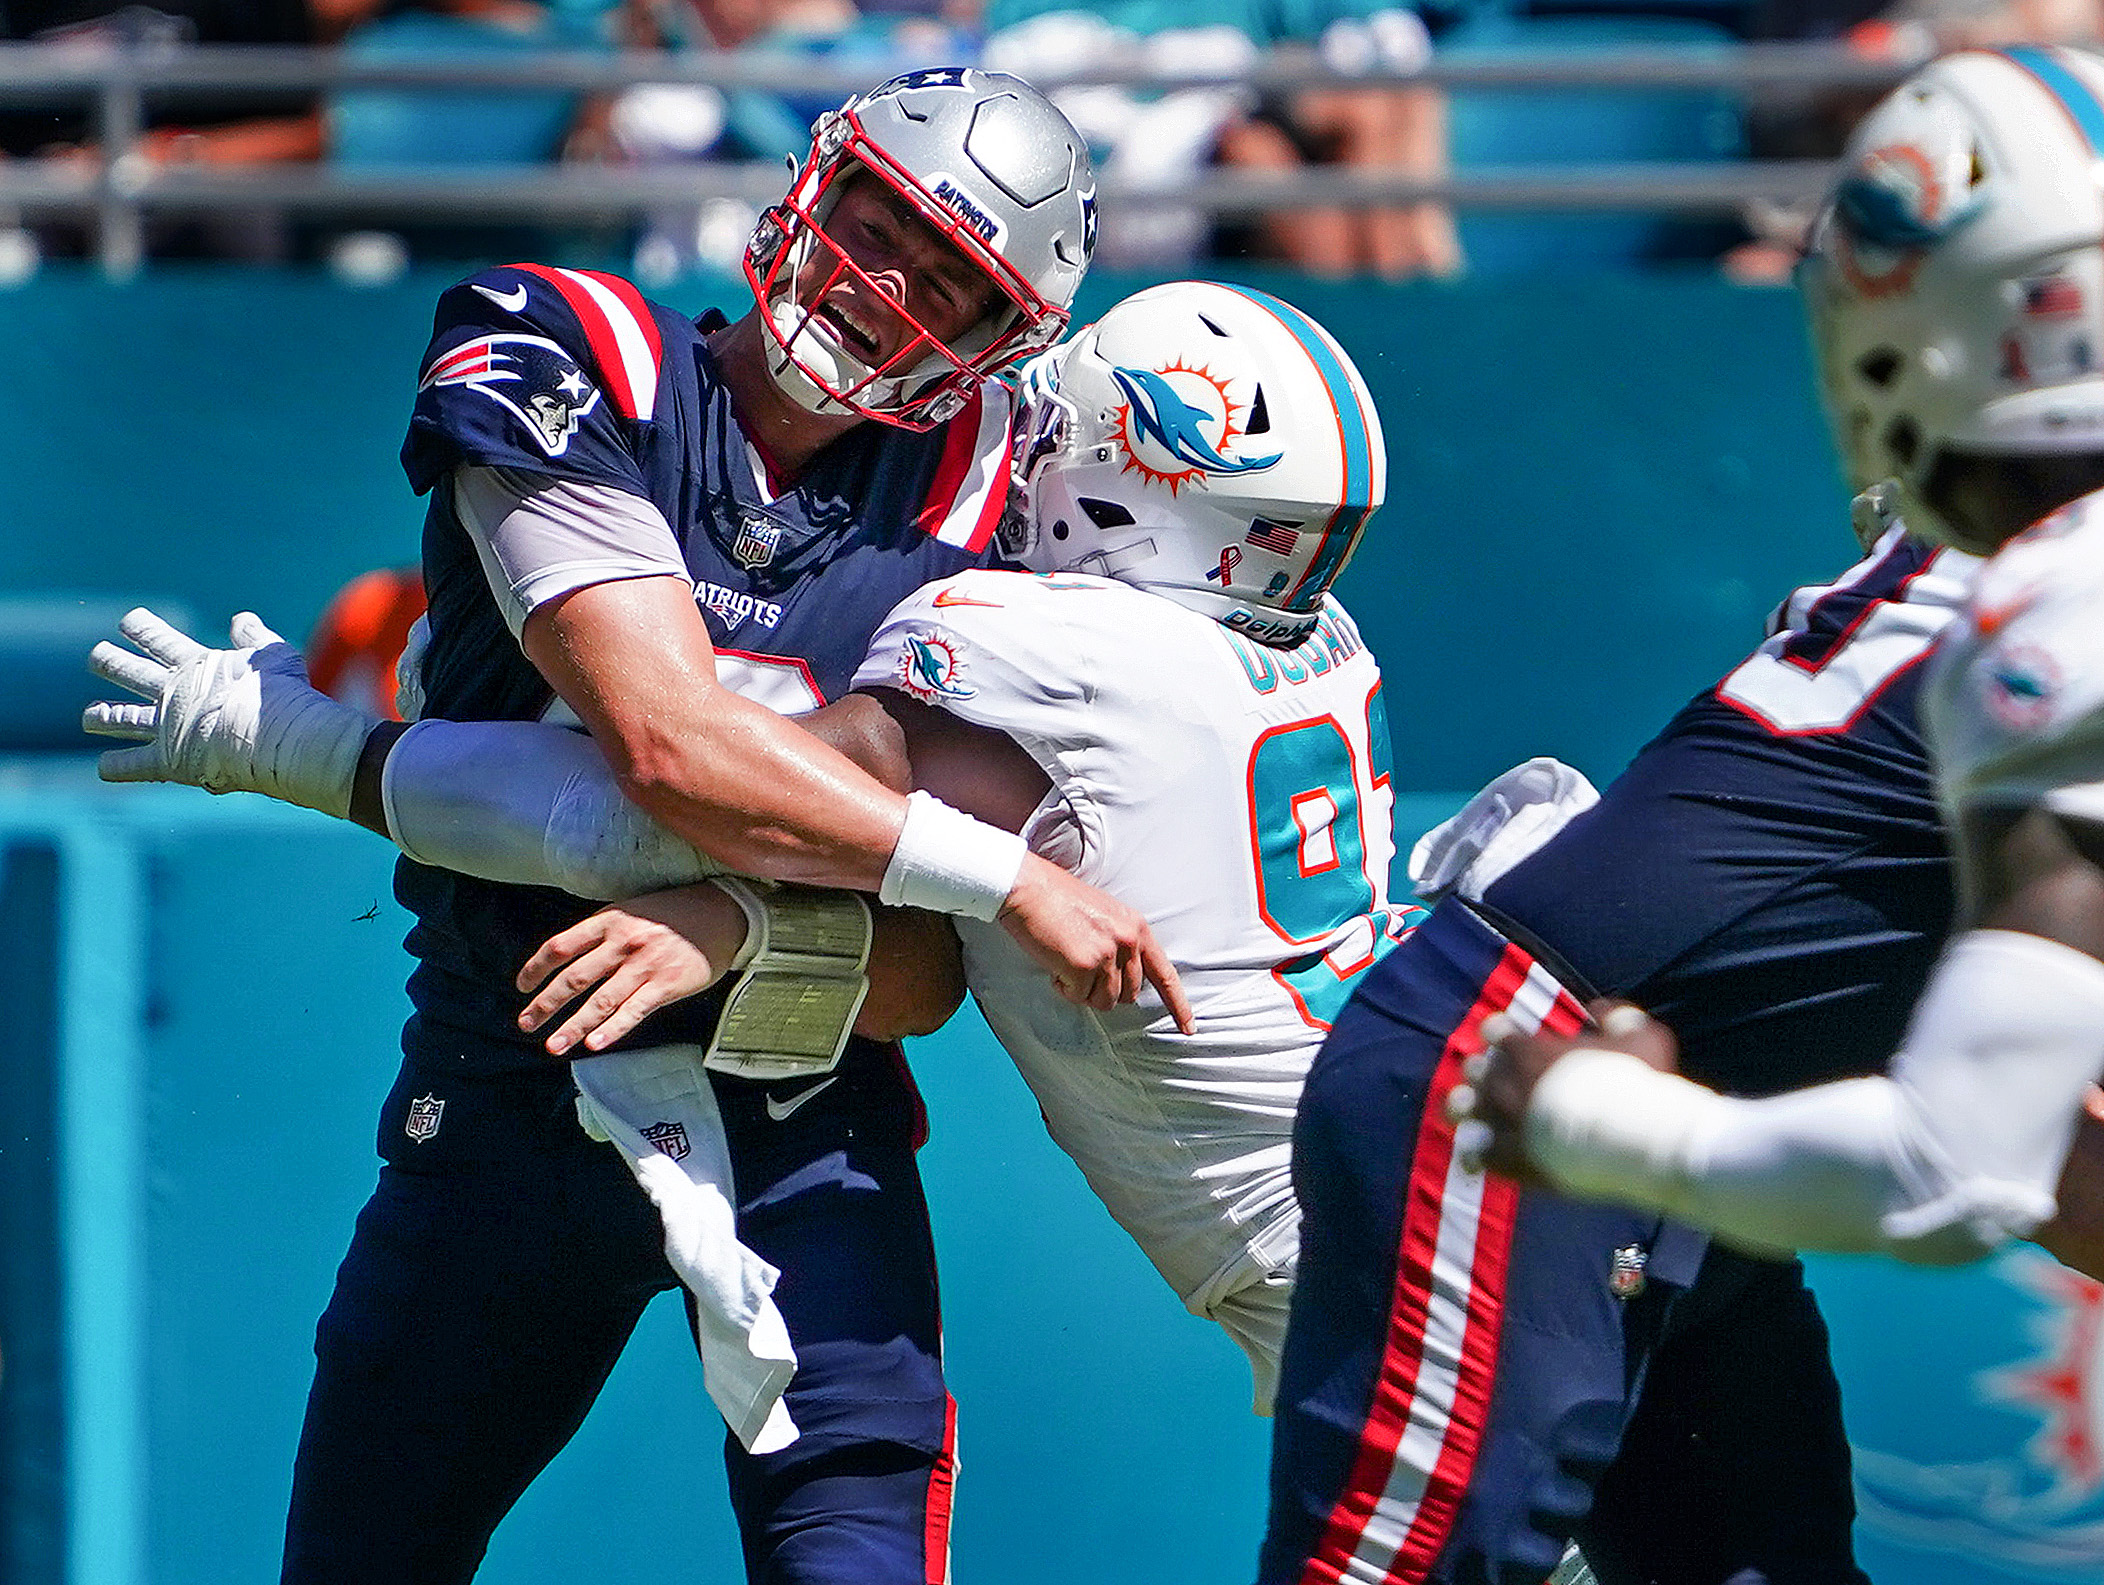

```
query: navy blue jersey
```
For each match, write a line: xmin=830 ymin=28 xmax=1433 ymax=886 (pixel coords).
xmin=1483 ymin=532 xmax=1975 ymax=1097
xmin=392 ymin=263 xmax=1007 ymax=1074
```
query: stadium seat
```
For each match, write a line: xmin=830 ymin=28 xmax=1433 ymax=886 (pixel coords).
xmin=329 ymin=9 xmax=592 ymax=169
xmin=1441 ymin=11 xmax=1747 ymax=273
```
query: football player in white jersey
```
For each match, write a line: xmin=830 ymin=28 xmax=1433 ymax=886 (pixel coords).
xmin=1455 ymin=46 xmax=2104 ymax=1279
xmin=861 ymin=281 xmax=1400 ymax=1400
xmin=501 ymin=278 xmax=1403 ymax=1409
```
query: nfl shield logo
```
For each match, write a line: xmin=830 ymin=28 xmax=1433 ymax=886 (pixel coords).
xmin=1608 ymin=1244 xmax=1649 ymax=1301
xmin=405 ymin=1093 xmax=445 ymax=1144
xmin=640 ymin=1120 xmax=691 ymax=1161
xmin=733 ymin=514 xmax=782 ymax=570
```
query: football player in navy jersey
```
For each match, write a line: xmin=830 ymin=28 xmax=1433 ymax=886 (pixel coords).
xmin=1262 ymin=46 xmax=2104 ymax=1585
xmin=1257 ymin=505 xmax=1971 ymax=1585
xmin=1458 ymin=59 xmax=2104 ymax=1275
xmin=83 ymin=68 xmax=1198 ymax=1585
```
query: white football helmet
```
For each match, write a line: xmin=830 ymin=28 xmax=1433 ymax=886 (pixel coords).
xmin=747 ymin=66 xmax=1097 ymax=430
xmin=1000 ymin=280 xmax=1386 ymax=646
xmin=1803 ymin=46 xmax=2104 ymax=543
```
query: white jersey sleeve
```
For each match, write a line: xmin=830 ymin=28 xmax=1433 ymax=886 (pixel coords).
xmin=857 ymin=571 xmax=1404 ymax=1408
xmin=855 ymin=568 xmax=1137 ymax=885
xmin=1929 ymin=491 xmax=2104 ymax=826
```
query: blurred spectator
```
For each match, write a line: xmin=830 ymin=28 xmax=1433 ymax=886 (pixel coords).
xmin=1719 ymin=0 xmax=2099 ymax=280
xmin=0 ymin=0 xmax=361 ymax=259
xmin=985 ymin=0 xmax=1459 ymax=278
xmin=307 ymin=564 xmax=427 ymax=721
xmin=0 ymin=0 xmax=336 ymax=159
xmin=1855 ymin=0 xmax=2099 ymax=50
xmin=4 ymin=0 xmax=613 ymax=264
xmin=579 ymin=0 xmax=973 ymax=280
xmin=982 ymin=11 xmax=1256 ymax=267
xmin=1218 ymin=6 xmax=1458 ymax=279
xmin=321 ymin=0 xmax=612 ymax=268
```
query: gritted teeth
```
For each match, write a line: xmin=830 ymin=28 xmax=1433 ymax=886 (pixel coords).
xmin=820 ymin=303 xmax=882 ymax=359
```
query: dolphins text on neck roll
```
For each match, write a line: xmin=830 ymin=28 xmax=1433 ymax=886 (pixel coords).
xmin=1226 ymin=608 xmax=1365 ymax=694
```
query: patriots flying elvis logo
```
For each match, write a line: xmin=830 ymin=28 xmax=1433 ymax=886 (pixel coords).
xmin=421 ymin=334 xmax=601 ymax=457
xmin=1111 ymin=361 xmax=1282 ymax=497
xmin=897 ymin=633 xmax=975 ymax=703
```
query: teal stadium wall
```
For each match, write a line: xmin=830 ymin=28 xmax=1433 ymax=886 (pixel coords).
xmin=3 ymin=268 xmax=2099 ymax=1584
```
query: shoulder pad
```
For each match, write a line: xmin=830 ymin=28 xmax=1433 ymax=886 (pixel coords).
xmin=912 ymin=382 xmax=1013 ymax=553
xmin=428 ymin=264 xmax=665 ymax=423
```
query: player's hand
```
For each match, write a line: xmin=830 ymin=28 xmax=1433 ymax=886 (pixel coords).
xmin=517 ymin=882 xmax=752 ymax=1057
xmin=1447 ymin=1000 xmax=1679 ymax=1182
xmin=998 ymin=853 xmax=1195 ymax=1033
xmin=83 ymin=607 xmax=373 ymax=819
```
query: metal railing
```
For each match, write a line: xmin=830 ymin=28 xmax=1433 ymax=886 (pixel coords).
xmin=0 ymin=39 xmax=1909 ymax=276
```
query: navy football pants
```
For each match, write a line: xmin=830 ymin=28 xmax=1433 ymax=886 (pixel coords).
xmin=281 ymin=1042 xmax=952 ymax=1585
xmin=1261 ymin=903 xmax=1869 ymax=1585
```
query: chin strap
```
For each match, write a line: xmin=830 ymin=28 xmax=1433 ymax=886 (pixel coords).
xmin=704 ymin=877 xmax=874 ymax=1081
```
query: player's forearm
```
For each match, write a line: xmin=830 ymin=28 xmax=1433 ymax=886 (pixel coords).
xmin=378 ymin=717 xmax=718 ymax=898
xmin=1530 ymin=929 xmax=2104 ymax=1263
xmin=526 ymin=579 xmax=906 ymax=891
xmin=1524 ymin=1057 xmax=1930 ymax=1258
xmin=526 ymin=583 xmax=1027 ymax=917
xmin=612 ymin=691 xmax=907 ymax=891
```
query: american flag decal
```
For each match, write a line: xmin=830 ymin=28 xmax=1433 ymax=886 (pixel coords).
xmin=2026 ymin=276 xmax=2085 ymax=317
xmin=1247 ymin=517 xmax=1301 ymax=555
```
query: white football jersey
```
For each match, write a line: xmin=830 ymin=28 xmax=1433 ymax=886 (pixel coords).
xmin=854 ymin=568 xmax=1404 ymax=1385
xmin=1928 ymin=486 xmax=2104 ymax=829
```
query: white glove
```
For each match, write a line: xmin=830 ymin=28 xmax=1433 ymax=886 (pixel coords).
xmin=1408 ymin=757 xmax=1600 ymax=903
xmin=83 ymin=607 xmax=374 ymax=820
xmin=1851 ymin=478 xmax=1905 ymax=552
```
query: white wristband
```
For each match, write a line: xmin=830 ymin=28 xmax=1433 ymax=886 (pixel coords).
xmin=878 ymin=790 xmax=1028 ymax=922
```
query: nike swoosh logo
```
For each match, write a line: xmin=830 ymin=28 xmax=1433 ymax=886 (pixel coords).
xmin=766 ymin=1075 xmax=839 ymax=1122
xmin=472 ymin=281 xmax=530 ymax=313
xmin=932 ymin=587 xmax=1003 ymax=608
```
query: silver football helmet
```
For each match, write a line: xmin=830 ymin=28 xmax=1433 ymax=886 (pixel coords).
xmin=1803 ymin=47 xmax=2104 ymax=544
xmin=747 ymin=66 xmax=1097 ymax=430
xmin=1001 ymin=280 xmax=1386 ymax=646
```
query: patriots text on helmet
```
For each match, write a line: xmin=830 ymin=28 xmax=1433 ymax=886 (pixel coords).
xmin=928 ymin=177 xmax=1004 ymax=248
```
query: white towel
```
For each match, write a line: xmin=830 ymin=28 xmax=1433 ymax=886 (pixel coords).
xmin=1409 ymin=757 xmax=1601 ymax=903
xmin=570 ymin=1044 xmax=799 ymax=1454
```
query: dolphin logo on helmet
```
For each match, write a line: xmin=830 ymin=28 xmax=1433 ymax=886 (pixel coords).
xmin=1002 ymin=280 xmax=1384 ymax=648
xmin=1835 ymin=147 xmax=1984 ymax=252
xmin=1112 ymin=365 xmax=1284 ymax=485
xmin=1803 ymin=46 xmax=2104 ymax=547
xmin=1830 ymin=143 xmax=1985 ymax=298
